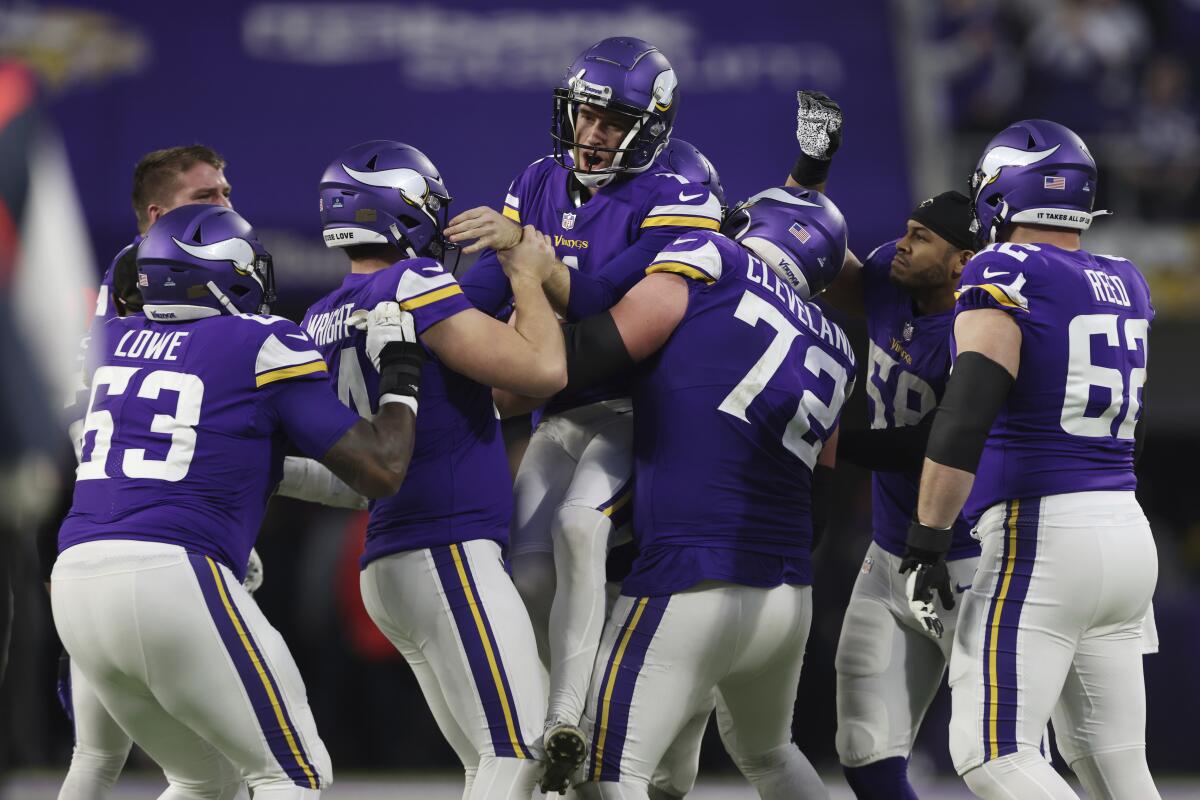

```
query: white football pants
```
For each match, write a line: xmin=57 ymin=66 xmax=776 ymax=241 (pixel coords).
xmin=52 ymin=540 xmax=330 ymax=799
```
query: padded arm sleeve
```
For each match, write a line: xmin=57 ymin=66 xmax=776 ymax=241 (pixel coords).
xmin=561 ymin=312 xmax=635 ymax=393
xmin=925 ymin=352 xmax=1013 ymax=473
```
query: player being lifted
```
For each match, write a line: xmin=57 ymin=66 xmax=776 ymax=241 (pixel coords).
xmin=443 ymin=36 xmax=723 ymax=779
xmin=301 ymin=140 xmax=565 ymax=800
xmin=531 ymin=187 xmax=854 ymax=799
xmin=53 ymin=204 xmax=421 ymax=799
xmin=904 ymin=120 xmax=1160 ymax=800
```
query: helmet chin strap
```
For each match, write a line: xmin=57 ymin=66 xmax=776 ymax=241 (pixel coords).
xmin=207 ymin=281 xmax=242 ymax=315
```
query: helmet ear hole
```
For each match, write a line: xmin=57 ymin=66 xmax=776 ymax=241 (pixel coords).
xmin=228 ymin=284 xmax=251 ymax=297
xmin=985 ymin=192 xmax=1003 ymax=208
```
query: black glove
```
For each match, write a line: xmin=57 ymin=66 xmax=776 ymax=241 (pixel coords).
xmin=899 ymin=521 xmax=955 ymax=638
xmin=792 ymin=90 xmax=843 ymax=186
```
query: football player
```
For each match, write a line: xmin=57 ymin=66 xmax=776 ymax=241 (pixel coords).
xmin=821 ymin=191 xmax=981 ymax=800
xmin=782 ymin=91 xmax=987 ymax=798
xmin=905 ymin=120 xmax=1159 ymax=799
xmin=53 ymin=144 xmax=246 ymax=800
xmin=443 ymin=37 xmax=723 ymax=780
xmin=53 ymin=204 xmax=421 ymax=799
xmin=302 ymin=140 xmax=565 ymax=800
xmin=505 ymin=187 xmax=852 ymax=799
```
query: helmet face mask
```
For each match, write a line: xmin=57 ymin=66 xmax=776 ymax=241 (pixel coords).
xmin=137 ymin=204 xmax=275 ymax=321
xmin=320 ymin=140 xmax=456 ymax=267
xmin=969 ymin=119 xmax=1101 ymax=243
xmin=550 ymin=37 xmax=678 ymax=188
xmin=721 ymin=187 xmax=847 ymax=300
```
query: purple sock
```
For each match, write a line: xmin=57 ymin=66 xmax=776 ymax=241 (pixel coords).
xmin=844 ymin=757 xmax=919 ymax=800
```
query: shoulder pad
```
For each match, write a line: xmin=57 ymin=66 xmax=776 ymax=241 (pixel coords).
xmin=957 ymin=248 xmax=1032 ymax=312
xmin=386 ymin=258 xmax=464 ymax=310
xmin=641 ymin=177 xmax=722 ymax=232
xmin=645 ymin=230 xmax=727 ymax=284
xmin=249 ymin=317 xmax=328 ymax=388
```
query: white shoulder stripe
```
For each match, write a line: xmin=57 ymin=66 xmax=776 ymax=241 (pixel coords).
xmin=255 ymin=334 xmax=323 ymax=376
xmin=648 ymin=239 xmax=724 ymax=282
xmin=395 ymin=268 xmax=457 ymax=302
xmin=646 ymin=193 xmax=723 ymax=221
xmin=505 ymin=193 xmax=520 ymax=208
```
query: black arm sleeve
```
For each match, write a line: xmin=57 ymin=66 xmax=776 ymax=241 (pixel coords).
xmin=925 ymin=352 xmax=1014 ymax=473
xmin=836 ymin=414 xmax=935 ymax=473
xmin=560 ymin=312 xmax=636 ymax=394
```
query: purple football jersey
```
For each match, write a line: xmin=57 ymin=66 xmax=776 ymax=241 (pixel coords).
xmin=620 ymin=231 xmax=858 ymax=597
xmin=301 ymin=259 xmax=512 ymax=567
xmin=861 ymin=241 xmax=978 ymax=560
xmin=59 ymin=313 xmax=359 ymax=579
xmin=460 ymin=156 xmax=723 ymax=415
xmin=955 ymin=242 xmax=1153 ymax=523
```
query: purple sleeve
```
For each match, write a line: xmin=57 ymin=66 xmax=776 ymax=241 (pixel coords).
xmin=564 ymin=227 xmax=682 ymax=320
xmin=261 ymin=378 xmax=360 ymax=459
xmin=457 ymin=250 xmax=512 ymax=318
xmin=955 ymin=248 xmax=1032 ymax=319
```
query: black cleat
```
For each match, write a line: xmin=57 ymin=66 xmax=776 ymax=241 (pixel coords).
xmin=539 ymin=723 xmax=588 ymax=794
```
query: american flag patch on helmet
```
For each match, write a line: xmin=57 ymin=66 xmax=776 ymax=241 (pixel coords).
xmin=789 ymin=222 xmax=811 ymax=243
xmin=1044 ymin=176 xmax=1066 ymax=190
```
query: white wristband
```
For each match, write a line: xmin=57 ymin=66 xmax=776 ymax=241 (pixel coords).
xmin=379 ymin=394 xmax=418 ymax=415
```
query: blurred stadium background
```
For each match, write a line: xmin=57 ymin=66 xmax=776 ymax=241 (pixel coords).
xmin=1 ymin=0 xmax=1198 ymax=797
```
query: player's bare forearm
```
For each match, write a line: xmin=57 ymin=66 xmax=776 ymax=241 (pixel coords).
xmin=915 ymin=459 xmax=975 ymax=529
xmin=510 ymin=273 xmax=568 ymax=394
xmin=818 ymin=249 xmax=864 ymax=316
xmin=785 ymin=174 xmax=827 ymax=194
xmin=543 ymin=261 xmax=573 ymax=315
xmin=320 ymin=405 xmax=415 ymax=498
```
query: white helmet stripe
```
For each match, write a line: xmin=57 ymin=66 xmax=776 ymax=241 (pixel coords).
xmin=342 ymin=164 xmax=428 ymax=200
xmin=978 ymin=144 xmax=1061 ymax=188
xmin=173 ymin=236 xmax=255 ymax=271
xmin=747 ymin=187 xmax=822 ymax=208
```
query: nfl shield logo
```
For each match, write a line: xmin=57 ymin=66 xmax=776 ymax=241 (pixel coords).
xmin=562 ymin=212 xmax=577 ymax=231
xmin=902 ymin=320 xmax=915 ymax=342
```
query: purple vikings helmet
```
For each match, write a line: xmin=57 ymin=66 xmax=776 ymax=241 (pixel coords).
xmin=721 ymin=187 xmax=847 ymax=300
xmin=552 ymin=36 xmax=678 ymax=188
xmin=320 ymin=140 xmax=454 ymax=261
xmin=656 ymin=138 xmax=728 ymax=214
xmin=969 ymin=119 xmax=1103 ymax=243
xmin=137 ymin=204 xmax=275 ymax=321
